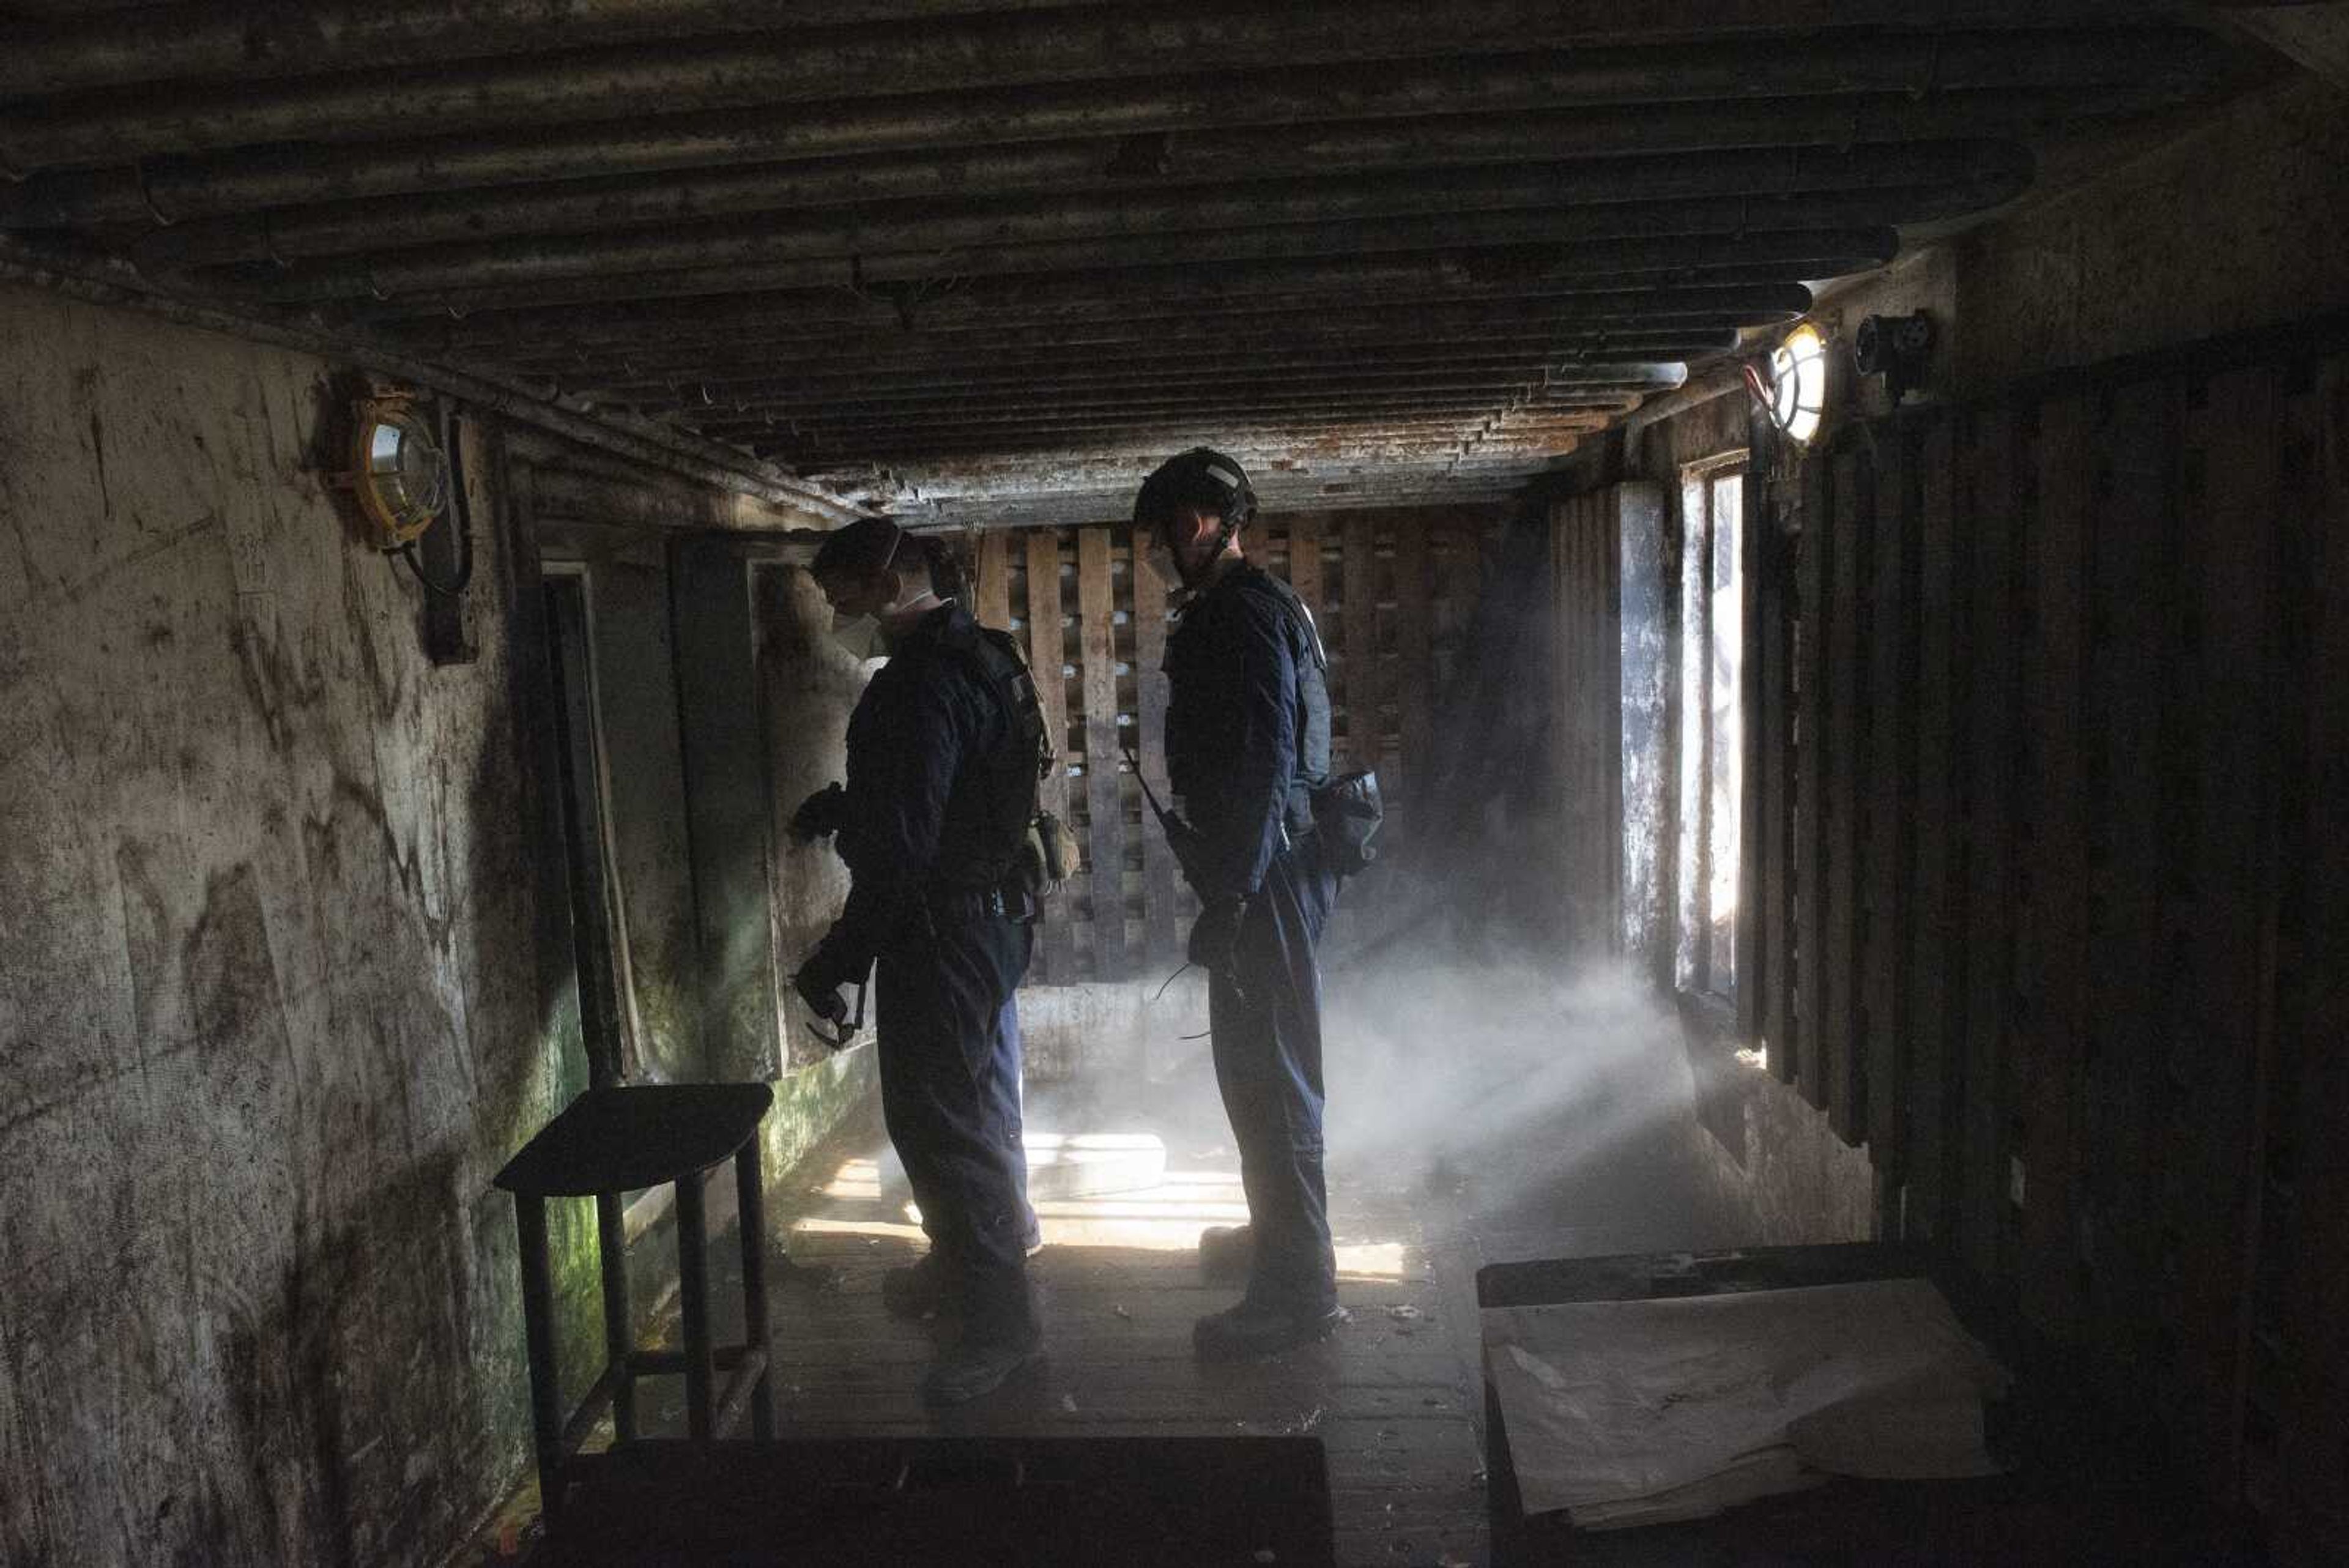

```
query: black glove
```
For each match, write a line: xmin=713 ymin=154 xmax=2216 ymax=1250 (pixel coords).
xmin=789 ymin=782 xmax=848 ymax=843
xmin=792 ymin=964 xmax=848 ymax=1028
xmin=792 ymin=942 xmax=858 ymax=1025
xmin=1186 ymin=896 xmax=1248 ymax=976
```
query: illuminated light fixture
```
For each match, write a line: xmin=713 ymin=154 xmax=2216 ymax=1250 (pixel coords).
xmin=1762 ymin=323 xmax=1828 ymax=445
xmin=335 ymin=388 xmax=450 ymax=549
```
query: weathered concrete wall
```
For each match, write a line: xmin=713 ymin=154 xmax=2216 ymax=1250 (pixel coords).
xmin=1809 ymin=73 xmax=2349 ymax=416
xmin=0 ymin=283 xmax=572 ymax=1567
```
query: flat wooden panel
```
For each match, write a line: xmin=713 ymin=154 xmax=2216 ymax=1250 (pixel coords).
xmin=2018 ymin=393 xmax=2091 ymax=1336
xmin=2171 ymin=366 xmax=2283 ymax=1501
xmin=1077 ymin=527 xmax=1128 ymax=981
xmin=974 ymin=529 xmax=1010 ymax=631
xmin=2277 ymin=355 xmax=2349 ymax=1564
xmin=1793 ymin=462 xmax=1831 ymax=1110
xmin=1959 ymin=409 xmax=2022 ymax=1285
xmin=1025 ymin=528 xmax=1074 ymax=984
xmin=1863 ymin=425 xmax=1912 ymax=1176
xmin=1132 ymin=543 xmax=1179 ymax=970
xmin=2082 ymin=376 xmax=2178 ymax=1402
xmin=1906 ymin=415 xmax=1963 ymax=1242
xmin=1823 ymin=448 xmax=1867 ymax=1143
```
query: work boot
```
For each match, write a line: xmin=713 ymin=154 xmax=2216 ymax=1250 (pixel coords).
xmin=1198 ymin=1222 xmax=1254 ymax=1282
xmin=881 ymin=1252 xmax=956 ymax=1320
xmin=920 ymin=1326 xmax=1045 ymax=1407
xmin=1192 ymin=1299 xmax=1347 ymax=1361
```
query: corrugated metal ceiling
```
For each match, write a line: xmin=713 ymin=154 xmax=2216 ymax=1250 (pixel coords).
xmin=0 ymin=1 xmax=2257 ymax=525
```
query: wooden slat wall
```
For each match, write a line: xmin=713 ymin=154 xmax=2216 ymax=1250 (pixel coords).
xmin=1735 ymin=348 xmax=2346 ymax=1540
xmin=1550 ymin=492 xmax=1625 ymax=956
xmin=969 ymin=508 xmax=1496 ymax=981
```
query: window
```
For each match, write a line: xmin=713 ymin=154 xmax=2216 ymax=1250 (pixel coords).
xmin=1677 ymin=461 xmax=1745 ymax=1003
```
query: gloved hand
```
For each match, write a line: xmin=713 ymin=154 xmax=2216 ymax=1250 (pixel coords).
xmin=1186 ymin=896 xmax=1248 ymax=976
xmin=792 ymin=965 xmax=848 ymax=1028
xmin=791 ymin=943 xmax=857 ymax=1030
xmin=788 ymin=782 xmax=848 ymax=843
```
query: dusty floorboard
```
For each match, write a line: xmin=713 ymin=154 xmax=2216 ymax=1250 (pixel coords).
xmin=467 ymin=1016 xmax=1740 ymax=1567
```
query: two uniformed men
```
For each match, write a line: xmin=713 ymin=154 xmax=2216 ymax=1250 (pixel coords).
xmin=796 ymin=450 xmax=1341 ymax=1406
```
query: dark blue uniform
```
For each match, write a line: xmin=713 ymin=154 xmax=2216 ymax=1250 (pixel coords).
xmin=1165 ymin=565 xmax=1340 ymax=1317
xmin=805 ymin=602 xmax=1038 ymax=1340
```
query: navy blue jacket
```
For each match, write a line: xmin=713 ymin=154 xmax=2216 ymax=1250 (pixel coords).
xmin=1163 ymin=563 xmax=1331 ymax=904
xmin=821 ymin=602 xmax=1020 ymax=973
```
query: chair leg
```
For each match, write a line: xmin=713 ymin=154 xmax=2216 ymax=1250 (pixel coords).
xmin=515 ymin=1195 xmax=567 ymax=1519
xmin=675 ymin=1168 xmax=716 ymax=1440
xmin=735 ymin=1139 xmax=774 ymax=1438
xmin=595 ymin=1189 xmax=636 ymax=1444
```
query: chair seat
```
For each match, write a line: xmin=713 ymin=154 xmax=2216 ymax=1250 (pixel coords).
xmin=494 ymin=1082 xmax=774 ymax=1197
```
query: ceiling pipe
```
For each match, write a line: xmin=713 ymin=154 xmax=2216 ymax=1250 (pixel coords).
xmin=0 ymin=9 xmax=2213 ymax=171
xmin=620 ymin=359 xmax=1691 ymax=415
xmin=510 ymin=334 xmax=1743 ymax=390
xmin=409 ymin=232 xmax=1890 ymax=345
xmin=122 ymin=95 xmax=2151 ymax=269
xmin=522 ymin=302 xmax=1792 ymax=385
xmin=685 ymin=386 xmax=1660 ymax=436
xmin=705 ymin=400 xmax=1636 ymax=448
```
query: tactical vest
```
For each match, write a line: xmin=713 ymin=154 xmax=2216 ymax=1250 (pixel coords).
xmin=1167 ymin=567 xmax=1331 ymax=838
xmin=921 ymin=612 xmax=1050 ymax=892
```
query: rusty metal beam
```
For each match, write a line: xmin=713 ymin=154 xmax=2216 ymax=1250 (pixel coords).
xmin=119 ymin=95 xmax=2160 ymax=269
xmin=414 ymin=234 xmax=1882 ymax=349
xmin=212 ymin=144 xmax=2019 ymax=305
xmin=0 ymin=9 xmax=2208 ymax=173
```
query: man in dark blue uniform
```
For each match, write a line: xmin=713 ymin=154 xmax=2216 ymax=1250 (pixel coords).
xmin=790 ymin=518 xmax=1047 ymax=1405
xmin=1134 ymin=450 xmax=1346 ymax=1359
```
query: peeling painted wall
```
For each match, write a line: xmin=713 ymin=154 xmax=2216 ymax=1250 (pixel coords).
xmin=0 ymin=283 xmax=577 ymax=1566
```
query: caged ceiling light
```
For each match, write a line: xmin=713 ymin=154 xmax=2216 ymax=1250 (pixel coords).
xmin=336 ymin=387 xmax=450 ymax=550
xmin=1761 ymin=322 xmax=1828 ymax=445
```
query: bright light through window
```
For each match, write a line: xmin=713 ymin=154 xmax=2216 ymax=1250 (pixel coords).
xmin=1770 ymin=324 xmax=1827 ymax=444
xmin=1677 ymin=464 xmax=1745 ymax=1002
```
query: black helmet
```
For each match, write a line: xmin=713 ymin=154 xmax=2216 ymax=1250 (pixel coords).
xmin=1133 ymin=447 xmax=1256 ymax=532
xmin=811 ymin=515 xmax=905 ymax=579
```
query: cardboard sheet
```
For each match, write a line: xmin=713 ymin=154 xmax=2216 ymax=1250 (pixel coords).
xmin=1483 ymin=1276 xmax=2009 ymax=1527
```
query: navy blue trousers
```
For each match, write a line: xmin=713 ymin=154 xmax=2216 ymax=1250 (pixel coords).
xmin=1207 ymin=836 xmax=1341 ymax=1315
xmin=876 ymin=911 xmax=1037 ymax=1340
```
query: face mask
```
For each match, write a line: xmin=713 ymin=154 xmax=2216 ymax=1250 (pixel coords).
xmin=830 ymin=611 xmax=881 ymax=661
xmin=1144 ymin=533 xmax=1183 ymax=592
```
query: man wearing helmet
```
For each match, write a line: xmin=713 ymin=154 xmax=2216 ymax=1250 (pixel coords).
xmin=1134 ymin=449 xmax=1346 ymax=1359
xmin=790 ymin=516 xmax=1047 ymax=1405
